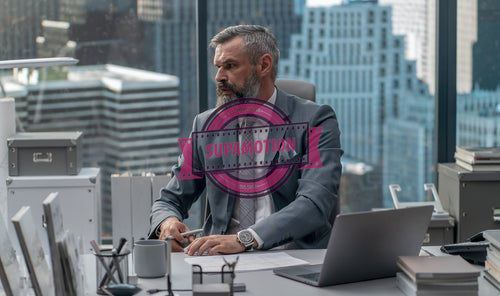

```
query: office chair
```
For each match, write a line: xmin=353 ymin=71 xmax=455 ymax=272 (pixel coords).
xmin=275 ymin=78 xmax=338 ymax=225
xmin=275 ymin=78 xmax=316 ymax=102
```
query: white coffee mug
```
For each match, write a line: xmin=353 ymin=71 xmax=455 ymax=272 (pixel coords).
xmin=134 ymin=239 xmax=171 ymax=278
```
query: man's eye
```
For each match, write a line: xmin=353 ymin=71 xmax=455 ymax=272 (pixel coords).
xmin=225 ymin=64 xmax=234 ymax=69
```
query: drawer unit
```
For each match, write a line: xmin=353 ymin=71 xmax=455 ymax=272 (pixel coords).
xmin=438 ymin=163 xmax=500 ymax=242
xmin=6 ymin=168 xmax=100 ymax=255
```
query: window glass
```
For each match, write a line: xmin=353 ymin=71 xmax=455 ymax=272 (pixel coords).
xmin=283 ymin=0 xmax=436 ymax=210
xmin=1 ymin=0 xmax=197 ymax=237
xmin=456 ymin=0 xmax=500 ymax=147
xmin=1 ymin=0 xmax=437 ymax=239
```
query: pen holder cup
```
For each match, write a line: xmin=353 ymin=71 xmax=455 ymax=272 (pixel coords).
xmin=94 ymin=249 xmax=130 ymax=295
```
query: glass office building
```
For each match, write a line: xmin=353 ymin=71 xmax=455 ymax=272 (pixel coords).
xmin=3 ymin=65 xmax=179 ymax=234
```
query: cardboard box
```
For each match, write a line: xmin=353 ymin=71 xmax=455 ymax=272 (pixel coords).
xmin=8 ymin=131 xmax=82 ymax=176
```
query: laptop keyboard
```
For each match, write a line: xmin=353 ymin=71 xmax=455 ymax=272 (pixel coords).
xmin=298 ymin=272 xmax=320 ymax=282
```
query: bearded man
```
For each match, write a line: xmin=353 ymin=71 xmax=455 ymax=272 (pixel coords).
xmin=149 ymin=25 xmax=343 ymax=255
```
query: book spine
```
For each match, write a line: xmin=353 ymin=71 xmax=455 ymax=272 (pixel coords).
xmin=485 ymin=260 xmax=500 ymax=283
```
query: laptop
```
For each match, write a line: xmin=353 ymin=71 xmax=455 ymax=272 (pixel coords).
xmin=273 ymin=205 xmax=433 ymax=286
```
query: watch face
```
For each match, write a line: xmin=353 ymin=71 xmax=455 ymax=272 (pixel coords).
xmin=238 ymin=230 xmax=254 ymax=246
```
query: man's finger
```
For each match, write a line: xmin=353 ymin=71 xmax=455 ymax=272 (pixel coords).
xmin=186 ymin=234 xmax=196 ymax=243
xmin=185 ymin=238 xmax=201 ymax=255
xmin=170 ymin=240 xmax=185 ymax=252
xmin=197 ymin=239 xmax=217 ymax=256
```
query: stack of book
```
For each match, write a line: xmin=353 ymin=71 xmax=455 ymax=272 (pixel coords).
xmin=484 ymin=230 xmax=500 ymax=291
xmin=454 ymin=146 xmax=500 ymax=172
xmin=396 ymin=255 xmax=480 ymax=296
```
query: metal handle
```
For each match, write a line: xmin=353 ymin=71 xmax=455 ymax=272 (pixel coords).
xmin=389 ymin=184 xmax=402 ymax=209
xmin=423 ymin=183 xmax=446 ymax=213
xmin=493 ymin=208 xmax=500 ymax=222
xmin=33 ymin=152 xmax=52 ymax=163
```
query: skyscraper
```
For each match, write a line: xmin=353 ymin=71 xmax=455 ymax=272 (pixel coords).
xmin=472 ymin=0 xmax=500 ymax=91
xmin=457 ymin=89 xmax=500 ymax=147
xmin=380 ymin=0 xmax=478 ymax=94
xmin=0 ymin=0 xmax=44 ymax=59
xmin=37 ymin=0 xmax=142 ymax=67
xmin=5 ymin=64 xmax=180 ymax=234
xmin=279 ymin=0 xmax=433 ymax=206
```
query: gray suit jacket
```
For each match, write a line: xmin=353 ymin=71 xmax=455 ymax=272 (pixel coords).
xmin=149 ymin=88 xmax=343 ymax=249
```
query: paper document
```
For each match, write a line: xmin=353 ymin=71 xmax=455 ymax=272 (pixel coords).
xmin=184 ymin=252 xmax=309 ymax=272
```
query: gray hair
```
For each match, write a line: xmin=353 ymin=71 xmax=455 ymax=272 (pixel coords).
xmin=210 ymin=25 xmax=280 ymax=81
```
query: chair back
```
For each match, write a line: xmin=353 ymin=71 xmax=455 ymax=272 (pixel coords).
xmin=275 ymin=78 xmax=316 ymax=102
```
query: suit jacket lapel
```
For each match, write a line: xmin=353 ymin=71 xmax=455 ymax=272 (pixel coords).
xmin=263 ymin=89 xmax=287 ymax=165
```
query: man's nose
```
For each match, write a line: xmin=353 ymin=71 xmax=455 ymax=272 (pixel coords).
xmin=215 ymin=68 xmax=226 ymax=83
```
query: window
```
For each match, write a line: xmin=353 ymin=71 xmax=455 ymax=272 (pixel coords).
xmin=456 ymin=0 xmax=500 ymax=147
xmin=368 ymin=10 xmax=375 ymax=24
xmin=2 ymin=0 xmax=200 ymax=237
xmin=2 ymin=0 xmax=439 ymax=238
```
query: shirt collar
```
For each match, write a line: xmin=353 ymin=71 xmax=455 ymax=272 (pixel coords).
xmin=237 ymin=88 xmax=277 ymax=127
xmin=268 ymin=87 xmax=277 ymax=105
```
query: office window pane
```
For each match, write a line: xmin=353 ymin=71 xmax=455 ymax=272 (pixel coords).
xmin=1 ymin=0 xmax=197 ymax=237
xmin=2 ymin=0 xmax=438 ymax=240
xmin=456 ymin=0 xmax=500 ymax=147
xmin=282 ymin=0 xmax=436 ymax=211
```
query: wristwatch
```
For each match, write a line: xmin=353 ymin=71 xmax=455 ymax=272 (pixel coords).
xmin=237 ymin=229 xmax=254 ymax=250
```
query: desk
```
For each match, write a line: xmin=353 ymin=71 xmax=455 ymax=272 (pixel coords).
xmin=84 ymin=248 xmax=500 ymax=296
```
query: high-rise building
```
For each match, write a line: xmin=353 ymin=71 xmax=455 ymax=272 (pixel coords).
xmin=279 ymin=0 xmax=433 ymax=206
xmin=379 ymin=0 xmax=431 ymax=90
xmin=0 ymin=0 xmax=44 ymax=60
xmin=383 ymin=92 xmax=434 ymax=204
xmin=380 ymin=0 xmax=477 ymax=94
xmin=457 ymin=0 xmax=477 ymax=94
xmin=281 ymin=1 xmax=428 ymax=163
xmin=37 ymin=0 xmax=142 ymax=67
xmin=472 ymin=0 xmax=500 ymax=91
xmin=5 ymin=64 xmax=180 ymax=234
xmin=457 ymin=89 xmax=500 ymax=147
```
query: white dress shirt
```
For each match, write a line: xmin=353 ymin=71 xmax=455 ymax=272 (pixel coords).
xmin=243 ymin=88 xmax=277 ymax=248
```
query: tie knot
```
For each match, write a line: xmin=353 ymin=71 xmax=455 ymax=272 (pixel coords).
xmin=239 ymin=120 xmax=254 ymax=129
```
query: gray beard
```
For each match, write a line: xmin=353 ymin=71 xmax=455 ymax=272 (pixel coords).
xmin=216 ymin=71 xmax=260 ymax=107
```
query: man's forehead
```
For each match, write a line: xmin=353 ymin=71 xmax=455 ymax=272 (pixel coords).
xmin=214 ymin=37 xmax=247 ymax=64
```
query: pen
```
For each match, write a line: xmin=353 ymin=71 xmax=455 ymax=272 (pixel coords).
xmin=181 ymin=228 xmax=204 ymax=237
xmin=112 ymin=249 xmax=124 ymax=283
xmin=165 ymin=228 xmax=204 ymax=245
xmin=100 ymin=238 xmax=128 ymax=287
xmin=90 ymin=240 xmax=118 ymax=285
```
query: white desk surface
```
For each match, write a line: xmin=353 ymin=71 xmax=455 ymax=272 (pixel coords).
xmin=84 ymin=248 xmax=500 ymax=296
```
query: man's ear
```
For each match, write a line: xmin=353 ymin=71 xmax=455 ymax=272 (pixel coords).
xmin=257 ymin=54 xmax=273 ymax=78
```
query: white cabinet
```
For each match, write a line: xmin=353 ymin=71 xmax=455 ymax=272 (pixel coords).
xmin=6 ymin=167 xmax=101 ymax=254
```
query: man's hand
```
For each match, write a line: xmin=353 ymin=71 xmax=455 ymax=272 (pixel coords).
xmin=158 ymin=217 xmax=193 ymax=252
xmin=185 ymin=235 xmax=245 ymax=256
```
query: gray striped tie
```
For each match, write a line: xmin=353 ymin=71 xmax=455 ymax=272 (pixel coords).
xmin=237 ymin=121 xmax=256 ymax=229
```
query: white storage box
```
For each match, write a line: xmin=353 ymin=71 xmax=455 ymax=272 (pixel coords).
xmin=6 ymin=167 xmax=101 ymax=255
